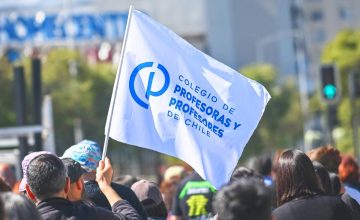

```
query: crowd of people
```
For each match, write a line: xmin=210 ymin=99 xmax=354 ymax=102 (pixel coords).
xmin=0 ymin=140 xmax=359 ymax=220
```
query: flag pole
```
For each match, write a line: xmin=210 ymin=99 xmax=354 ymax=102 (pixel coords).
xmin=102 ymin=5 xmax=134 ymax=160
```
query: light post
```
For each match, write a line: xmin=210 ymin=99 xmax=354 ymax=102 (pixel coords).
xmin=255 ymin=29 xmax=310 ymax=151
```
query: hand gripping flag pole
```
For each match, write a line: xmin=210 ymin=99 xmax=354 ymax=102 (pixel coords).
xmin=102 ymin=5 xmax=134 ymax=160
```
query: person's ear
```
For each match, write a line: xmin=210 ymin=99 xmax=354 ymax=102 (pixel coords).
xmin=25 ymin=184 xmax=36 ymax=202
xmin=64 ymin=177 xmax=71 ymax=194
xmin=75 ymin=178 xmax=83 ymax=191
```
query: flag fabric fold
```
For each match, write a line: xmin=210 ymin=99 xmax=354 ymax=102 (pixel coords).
xmin=105 ymin=9 xmax=271 ymax=189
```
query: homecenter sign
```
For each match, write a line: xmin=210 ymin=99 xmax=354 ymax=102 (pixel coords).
xmin=0 ymin=12 xmax=127 ymax=45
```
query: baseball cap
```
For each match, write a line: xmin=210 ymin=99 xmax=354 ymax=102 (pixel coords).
xmin=62 ymin=140 xmax=102 ymax=172
xmin=61 ymin=158 xmax=86 ymax=183
xmin=19 ymin=151 xmax=52 ymax=192
xmin=131 ymin=180 xmax=168 ymax=218
xmin=131 ymin=180 xmax=164 ymax=207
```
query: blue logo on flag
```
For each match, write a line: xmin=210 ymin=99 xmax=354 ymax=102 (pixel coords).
xmin=129 ymin=62 xmax=170 ymax=109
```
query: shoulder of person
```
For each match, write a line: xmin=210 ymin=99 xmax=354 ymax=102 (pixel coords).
xmin=273 ymin=195 xmax=352 ymax=220
xmin=319 ymin=195 xmax=349 ymax=206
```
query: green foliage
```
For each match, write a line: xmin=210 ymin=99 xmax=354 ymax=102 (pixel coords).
xmin=321 ymin=29 xmax=360 ymax=155
xmin=0 ymin=57 xmax=16 ymax=126
xmin=239 ymin=64 xmax=303 ymax=159
xmin=240 ymin=64 xmax=277 ymax=89
xmin=38 ymin=49 xmax=116 ymax=153
xmin=322 ymin=30 xmax=360 ymax=98
xmin=4 ymin=48 xmax=117 ymax=154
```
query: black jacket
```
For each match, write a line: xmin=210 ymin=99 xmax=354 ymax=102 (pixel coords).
xmin=273 ymin=195 xmax=353 ymax=220
xmin=341 ymin=193 xmax=360 ymax=220
xmin=85 ymin=181 xmax=148 ymax=219
xmin=37 ymin=197 xmax=142 ymax=220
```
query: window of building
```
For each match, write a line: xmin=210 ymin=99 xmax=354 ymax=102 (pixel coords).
xmin=312 ymin=29 xmax=326 ymax=43
xmin=310 ymin=10 xmax=324 ymax=22
xmin=339 ymin=7 xmax=351 ymax=21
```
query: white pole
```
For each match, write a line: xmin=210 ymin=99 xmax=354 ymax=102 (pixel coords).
xmin=102 ymin=5 xmax=134 ymax=160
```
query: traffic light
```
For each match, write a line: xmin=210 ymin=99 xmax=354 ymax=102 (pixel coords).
xmin=320 ymin=64 xmax=340 ymax=104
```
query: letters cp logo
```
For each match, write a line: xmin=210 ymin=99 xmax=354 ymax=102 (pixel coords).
xmin=129 ymin=62 xmax=170 ymax=109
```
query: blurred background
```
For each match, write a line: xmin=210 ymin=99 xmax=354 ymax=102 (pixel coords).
xmin=0 ymin=0 xmax=360 ymax=180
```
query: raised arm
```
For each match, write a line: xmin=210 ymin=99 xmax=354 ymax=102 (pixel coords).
xmin=96 ymin=157 xmax=142 ymax=220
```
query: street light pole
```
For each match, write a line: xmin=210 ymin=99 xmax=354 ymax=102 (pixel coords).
xmin=255 ymin=31 xmax=310 ymax=151
xmin=290 ymin=0 xmax=310 ymax=151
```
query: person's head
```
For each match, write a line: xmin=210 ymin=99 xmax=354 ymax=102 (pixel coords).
xmin=62 ymin=140 xmax=102 ymax=181
xmin=338 ymin=155 xmax=359 ymax=185
xmin=0 ymin=192 xmax=41 ymax=220
xmin=61 ymin=158 xmax=86 ymax=202
xmin=271 ymin=149 xmax=284 ymax=179
xmin=160 ymin=165 xmax=187 ymax=211
xmin=213 ymin=177 xmax=272 ymax=220
xmin=19 ymin=151 xmax=52 ymax=194
xmin=312 ymin=161 xmax=331 ymax=194
xmin=246 ymin=154 xmax=272 ymax=176
xmin=306 ymin=145 xmax=341 ymax=173
xmin=26 ymin=154 xmax=69 ymax=202
xmin=163 ymin=165 xmax=186 ymax=183
xmin=276 ymin=149 xmax=322 ymax=206
xmin=329 ymin=172 xmax=341 ymax=195
xmin=131 ymin=180 xmax=167 ymax=218
xmin=0 ymin=163 xmax=16 ymax=189
xmin=230 ymin=166 xmax=262 ymax=183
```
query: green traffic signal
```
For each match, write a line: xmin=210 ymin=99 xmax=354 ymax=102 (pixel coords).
xmin=320 ymin=64 xmax=339 ymax=103
xmin=323 ymin=84 xmax=337 ymax=100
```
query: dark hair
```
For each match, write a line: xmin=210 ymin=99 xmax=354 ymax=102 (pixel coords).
xmin=276 ymin=149 xmax=322 ymax=206
xmin=246 ymin=154 xmax=272 ymax=176
xmin=27 ymin=154 xmax=67 ymax=200
xmin=213 ymin=177 xmax=272 ymax=220
xmin=0 ymin=192 xmax=41 ymax=220
xmin=312 ymin=161 xmax=331 ymax=194
xmin=231 ymin=167 xmax=262 ymax=183
xmin=329 ymin=172 xmax=341 ymax=195
xmin=271 ymin=149 xmax=284 ymax=175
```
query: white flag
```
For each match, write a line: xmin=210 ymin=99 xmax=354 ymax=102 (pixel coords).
xmin=106 ymin=9 xmax=271 ymax=188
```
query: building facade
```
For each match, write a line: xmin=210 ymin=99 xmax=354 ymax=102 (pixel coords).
xmin=302 ymin=0 xmax=360 ymax=85
xmin=205 ymin=0 xmax=296 ymax=77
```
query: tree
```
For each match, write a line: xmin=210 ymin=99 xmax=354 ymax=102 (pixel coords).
xmin=0 ymin=56 xmax=16 ymax=127
xmin=0 ymin=48 xmax=118 ymax=154
xmin=321 ymin=29 xmax=360 ymax=154
xmin=42 ymin=49 xmax=117 ymax=153
xmin=0 ymin=48 xmax=157 ymax=176
xmin=239 ymin=64 xmax=303 ymax=159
